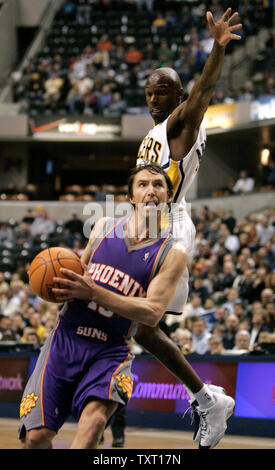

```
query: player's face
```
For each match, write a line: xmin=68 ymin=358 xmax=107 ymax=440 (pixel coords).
xmin=130 ymin=169 xmax=171 ymax=213
xmin=145 ymin=82 xmax=179 ymax=124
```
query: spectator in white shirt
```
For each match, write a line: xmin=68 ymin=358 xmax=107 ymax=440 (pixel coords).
xmin=232 ymin=170 xmax=255 ymax=194
xmin=256 ymin=216 xmax=275 ymax=246
xmin=220 ymin=224 xmax=240 ymax=253
xmin=191 ymin=317 xmax=212 ymax=355
xmin=30 ymin=208 xmax=55 ymax=238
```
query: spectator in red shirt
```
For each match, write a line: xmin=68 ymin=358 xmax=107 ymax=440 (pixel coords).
xmin=96 ymin=34 xmax=113 ymax=52
xmin=124 ymin=45 xmax=143 ymax=65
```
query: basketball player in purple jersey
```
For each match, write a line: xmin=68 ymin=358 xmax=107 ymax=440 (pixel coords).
xmin=48 ymin=165 xmax=232 ymax=450
xmin=19 ymin=164 xmax=190 ymax=449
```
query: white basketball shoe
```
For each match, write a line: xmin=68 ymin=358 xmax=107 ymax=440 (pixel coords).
xmin=190 ymin=385 xmax=235 ymax=449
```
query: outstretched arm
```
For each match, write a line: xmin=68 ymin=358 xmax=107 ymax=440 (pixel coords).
xmin=168 ymin=8 xmax=242 ymax=160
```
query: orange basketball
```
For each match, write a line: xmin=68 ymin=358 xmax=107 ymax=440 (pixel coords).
xmin=28 ymin=247 xmax=83 ymax=302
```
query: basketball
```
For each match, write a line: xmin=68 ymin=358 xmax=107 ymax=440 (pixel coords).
xmin=28 ymin=247 xmax=83 ymax=302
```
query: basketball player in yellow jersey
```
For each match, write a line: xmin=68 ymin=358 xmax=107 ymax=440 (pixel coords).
xmin=132 ymin=9 xmax=242 ymax=448
xmin=136 ymin=8 xmax=242 ymax=313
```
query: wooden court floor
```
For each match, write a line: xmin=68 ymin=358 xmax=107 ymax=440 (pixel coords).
xmin=0 ymin=418 xmax=274 ymax=449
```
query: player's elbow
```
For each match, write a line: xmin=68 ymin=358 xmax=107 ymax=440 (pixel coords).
xmin=145 ymin=305 xmax=163 ymax=328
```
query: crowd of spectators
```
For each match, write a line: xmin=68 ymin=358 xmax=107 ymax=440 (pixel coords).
xmin=213 ymin=165 xmax=275 ymax=198
xmin=0 ymin=204 xmax=274 ymax=356
xmin=11 ymin=0 xmax=274 ymax=115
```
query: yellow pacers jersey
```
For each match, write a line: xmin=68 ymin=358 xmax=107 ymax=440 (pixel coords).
xmin=136 ymin=117 xmax=206 ymax=203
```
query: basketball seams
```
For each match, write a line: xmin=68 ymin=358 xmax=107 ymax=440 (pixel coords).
xmin=48 ymin=248 xmax=58 ymax=277
xmin=28 ymin=257 xmax=47 ymax=280
xmin=40 ymin=261 xmax=48 ymax=298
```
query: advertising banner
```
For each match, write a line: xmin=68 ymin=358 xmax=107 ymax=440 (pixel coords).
xmin=234 ymin=362 xmax=275 ymax=419
xmin=0 ymin=357 xmax=29 ymax=403
xmin=128 ymin=359 xmax=238 ymax=414
xmin=250 ymin=95 xmax=275 ymax=121
xmin=203 ymin=103 xmax=236 ymax=129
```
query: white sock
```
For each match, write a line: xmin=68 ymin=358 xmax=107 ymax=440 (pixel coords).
xmin=193 ymin=384 xmax=215 ymax=408
xmin=185 ymin=386 xmax=195 ymax=403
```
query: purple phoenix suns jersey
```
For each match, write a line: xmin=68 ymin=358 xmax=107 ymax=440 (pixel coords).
xmin=60 ymin=217 xmax=174 ymax=345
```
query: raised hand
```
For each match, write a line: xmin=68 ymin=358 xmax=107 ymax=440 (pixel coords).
xmin=206 ymin=8 xmax=242 ymax=47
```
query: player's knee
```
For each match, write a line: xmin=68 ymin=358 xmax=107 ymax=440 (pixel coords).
xmin=24 ymin=428 xmax=54 ymax=449
xmin=80 ymin=407 xmax=107 ymax=443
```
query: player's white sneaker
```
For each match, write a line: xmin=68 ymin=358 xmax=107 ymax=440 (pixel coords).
xmin=194 ymin=392 xmax=235 ymax=449
xmin=190 ymin=384 xmax=226 ymax=444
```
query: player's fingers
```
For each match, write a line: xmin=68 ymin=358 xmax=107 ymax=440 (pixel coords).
xmin=222 ymin=7 xmax=232 ymax=21
xmin=53 ymin=277 xmax=75 ymax=287
xmin=231 ymin=33 xmax=242 ymax=40
xmin=206 ymin=11 xmax=215 ymax=26
xmin=228 ymin=11 xmax=239 ymax=24
xmin=60 ymin=267 xmax=81 ymax=280
xmin=230 ymin=23 xmax=242 ymax=32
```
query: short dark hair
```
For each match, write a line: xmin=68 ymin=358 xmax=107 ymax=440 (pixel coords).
xmin=127 ymin=162 xmax=174 ymax=199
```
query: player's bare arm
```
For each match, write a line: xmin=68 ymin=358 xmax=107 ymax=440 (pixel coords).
xmin=80 ymin=217 xmax=108 ymax=265
xmin=168 ymin=8 xmax=242 ymax=160
xmin=52 ymin=244 xmax=188 ymax=327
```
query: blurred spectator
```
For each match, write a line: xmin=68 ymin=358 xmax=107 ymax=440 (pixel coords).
xmin=212 ymin=306 xmax=227 ymax=328
xmin=96 ymin=84 xmax=113 ymax=112
xmin=233 ymin=301 xmax=248 ymax=323
xmin=256 ymin=216 xmax=275 ymax=246
xmin=200 ymin=29 xmax=214 ymax=55
xmin=213 ymin=261 xmax=236 ymax=292
xmin=207 ymin=334 xmax=225 ymax=355
xmin=11 ymin=311 xmax=26 ymax=338
xmin=22 ymin=208 xmax=35 ymax=225
xmin=96 ymin=34 xmax=113 ymax=52
xmin=14 ymin=222 xmax=32 ymax=245
xmin=30 ymin=207 xmax=55 ymax=237
xmin=230 ymin=329 xmax=251 ymax=354
xmin=24 ymin=330 xmax=40 ymax=348
xmin=221 ymin=225 xmax=240 ymax=253
xmin=125 ymin=45 xmax=143 ymax=65
xmin=183 ymin=294 xmax=206 ymax=318
xmin=43 ymin=72 xmax=64 ymax=108
xmin=72 ymin=239 xmax=85 ymax=258
xmin=0 ymin=273 xmax=9 ymax=295
xmin=29 ymin=312 xmax=46 ymax=342
xmin=249 ymin=309 xmax=271 ymax=349
xmin=170 ymin=328 xmax=194 ymax=355
xmin=0 ymin=223 xmax=14 ymax=243
xmin=191 ymin=317 xmax=212 ymax=355
xmin=1 ymin=288 xmax=22 ymax=317
xmin=104 ymin=92 xmax=126 ymax=115
xmin=64 ymin=211 xmax=83 ymax=236
xmin=261 ymin=288 xmax=274 ymax=307
xmin=223 ymin=288 xmax=241 ymax=315
xmin=191 ymin=277 xmax=209 ymax=303
xmin=157 ymin=41 xmax=175 ymax=67
xmin=0 ymin=315 xmax=18 ymax=341
xmin=238 ymin=268 xmax=255 ymax=302
xmin=232 ymin=171 xmax=255 ymax=194
xmin=222 ymin=314 xmax=240 ymax=349
xmin=201 ymin=297 xmax=216 ymax=329
xmin=211 ymin=323 xmax=226 ymax=338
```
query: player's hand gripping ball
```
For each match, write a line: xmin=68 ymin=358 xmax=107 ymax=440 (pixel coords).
xmin=28 ymin=247 xmax=83 ymax=302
